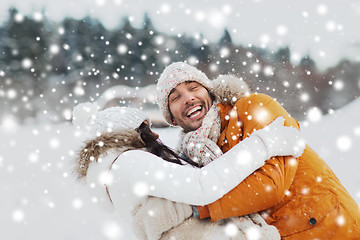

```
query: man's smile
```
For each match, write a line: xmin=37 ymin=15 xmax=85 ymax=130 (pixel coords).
xmin=168 ymin=81 xmax=213 ymax=132
xmin=186 ymin=105 xmax=202 ymax=117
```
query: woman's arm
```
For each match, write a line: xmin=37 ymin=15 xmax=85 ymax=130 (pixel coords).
xmin=107 ymin=119 xmax=303 ymax=206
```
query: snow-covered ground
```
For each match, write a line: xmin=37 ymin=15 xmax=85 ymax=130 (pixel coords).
xmin=1 ymin=98 xmax=359 ymax=240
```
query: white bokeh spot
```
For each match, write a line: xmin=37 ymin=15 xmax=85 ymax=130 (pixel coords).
xmin=12 ymin=209 xmax=25 ymax=222
xmin=307 ymin=107 xmax=322 ymax=123
xmin=102 ymin=221 xmax=123 ymax=239
xmin=336 ymin=135 xmax=352 ymax=151
xmin=133 ymin=182 xmax=149 ymax=197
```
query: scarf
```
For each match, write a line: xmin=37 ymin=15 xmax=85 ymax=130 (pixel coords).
xmin=179 ymin=104 xmax=223 ymax=166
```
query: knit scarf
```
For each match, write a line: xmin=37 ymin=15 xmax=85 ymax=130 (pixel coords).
xmin=179 ymin=104 xmax=223 ymax=166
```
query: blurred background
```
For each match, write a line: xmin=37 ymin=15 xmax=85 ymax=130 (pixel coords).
xmin=1 ymin=1 xmax=359 ymax=239
xmin=0 ymin=0 xmax=359 ymax=127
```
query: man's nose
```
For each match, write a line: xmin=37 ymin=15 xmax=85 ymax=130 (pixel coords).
xmin=183 ymin=93 xmax=195 ymax=104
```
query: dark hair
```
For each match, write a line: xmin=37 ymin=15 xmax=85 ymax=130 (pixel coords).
xmin=136 ymin=122 xmax=202 ymax=168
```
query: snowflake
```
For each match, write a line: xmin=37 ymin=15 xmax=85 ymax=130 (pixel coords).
xmin=195 ymin=11 xmax=206 ymax=22
xmin=75 ymin=54 xmax=83 ymax=62
xmin=72 ymin=198 xmax=83 ymax=209
xmin=260 ymin=34 xmax=270 ymax=45
xmin=336 ymin=135 xmax=352 ymax=151
xmin=307 ymin=107 xmax=322 ymax=122
xmin=7 ymin=89 xmax=17 ymax=99
xmin=117 ymin=44 xmax=127 ymax=55
xmin=187 ymin=56 xmax=199 ymax=65
xmin=28 ymin=151 xmax=39 ymax=163
xmin=49 ymin=44 xmax=60 ymax=55
xmin=222 ymin=5 xmax=232 ymax=15
xmin=208 ymin=9 xmax=226 ymax=29
xmin=33 ymin=12 xmax=43 ymax=22
xmin=291 ymin=52 xmax=301 ymax=63
xmin=102 ymin=221 xmax=123 ymax=239
xmin=317 ymin=5 xmax=328 ymax=15
xmin=276 ymin=25 xmax=288 ymax=36
xmin=245 ymin=226 xmax=261 ymax=240
xmin=326 ymin=21 xmax=337 ymax=32
xmin=355 ymin=127 xmax=360 ymax=136
xmin=224 ymin=223 xmax=238 ymax=237
xmin=155 ymin=170 xmax=165 ymax=180
xmin=263 ymin=66 xmax=274 ymax=76
xmin=1 ymin=115 xmax=19 ymax=132
xmin=252 ymin=63 xmax=261 ymax=73
xmin=220 ymin=47 xmax=230 ymax=58
xmin=133 ymin=181 xmax=149 ymax=197
xmin=74 ymin=86 xmax=85 ymax=96
xmin=334 ymin=80 xmax=344 ymax=91
xmin=14 ymin=13 xmax=24 ymax=22
xmin=336 ymin=215 xmax=345 ymax=226
xmin=209 ymin=63 xmax=218 ymax=72
xmin=58 ymin=27 xmax=65 ymax=35
xmin=302 ymin=11 xmax=309 ymax=18
xmin=160 ymin=3 xmax=171 ymax=14
xmin=48 ymin=201 xmax=55 ymax=208
xmin=22 ymin=58 xmax=32 ymax=69
xmin=49 ymin=138 xmax=60 ymax=149
xmin=95 ymin=0 xmax=106 ymax=6
xmin=98 ymin=171 xmax=114 ymax=185
xmin=236 ymin=150 xmax=253 ymax=166
xmin=300 ymin=92 xmax=310 ymax=102
xmin=12 ymin=209 xmax=25 ymax=222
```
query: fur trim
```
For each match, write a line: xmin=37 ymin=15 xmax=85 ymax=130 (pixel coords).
xmin=73 ymin=130 xmax=146 ymax=180
xmin=211 ymin=75 xmax=251 ymax=105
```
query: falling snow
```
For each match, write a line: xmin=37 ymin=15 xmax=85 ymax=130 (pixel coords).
xmin=0 ymin=0 xmax=359 ymax=239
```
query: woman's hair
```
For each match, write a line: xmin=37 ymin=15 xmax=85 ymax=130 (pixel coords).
xmin=136 ymin=122 xmax=202 ymax=168
xmin=74 ymin=121 xmax=202 ymax=180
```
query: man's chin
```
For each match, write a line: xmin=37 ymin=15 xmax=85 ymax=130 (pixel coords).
xmin=184 ymin=121 xmax=203 ymax=132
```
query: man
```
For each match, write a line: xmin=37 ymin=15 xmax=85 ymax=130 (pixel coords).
xmin=155 ymin=62 xmax=360 ymax=239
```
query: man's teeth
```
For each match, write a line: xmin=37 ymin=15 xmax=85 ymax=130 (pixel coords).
xmin=187 ymin=106 xmax=202 ymax=117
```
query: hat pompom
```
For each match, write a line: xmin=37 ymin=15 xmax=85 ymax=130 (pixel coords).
xmin=72 ymin=102 xmax=100 ymax=128
xmin=211 ymin=75 xmax=250 ymax=105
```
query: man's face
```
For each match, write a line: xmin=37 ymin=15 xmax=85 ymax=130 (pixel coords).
xmin=168 ymin=81 xmax=213 ymax=132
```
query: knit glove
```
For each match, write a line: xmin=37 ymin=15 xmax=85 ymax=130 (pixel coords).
xmin=251 ymin=117 xmax=305 ymax=159
xmin=132 ymin=196 xmax=193 ymax=240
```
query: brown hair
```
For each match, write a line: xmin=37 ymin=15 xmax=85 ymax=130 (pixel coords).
xmin=136 ymin=122 xmax=202 ymax=168
xmin=74 ymin=130 xmax=146 ymax=180
xmin=74 ymin=122 xmax=201 ymax=180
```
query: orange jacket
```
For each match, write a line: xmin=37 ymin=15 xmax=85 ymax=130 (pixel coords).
xmin=197 ymin=93 xmax=360 ymax=239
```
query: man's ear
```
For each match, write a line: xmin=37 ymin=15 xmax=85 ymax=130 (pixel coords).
xmin=170 ymin=115 xmax=177 ymax=125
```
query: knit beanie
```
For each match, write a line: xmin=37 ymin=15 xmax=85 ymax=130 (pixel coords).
xmin=156 ymin=62 xmax=213 ymax=125
xmin=72 ymin=102 xmax=149 ymax=139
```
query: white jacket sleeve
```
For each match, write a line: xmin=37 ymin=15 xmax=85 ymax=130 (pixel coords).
xmin=108 ymin=134 xmax=268 ymax=206
xmin=106 ymin=117 xmax=304 ymax=206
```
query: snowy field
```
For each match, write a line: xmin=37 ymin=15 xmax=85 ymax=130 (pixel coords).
xmin=1 ymin=98 xmax=359 ymax=240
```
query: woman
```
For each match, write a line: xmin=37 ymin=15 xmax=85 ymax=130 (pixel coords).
xmin=72 ymin=102 xmax=302 ymax=239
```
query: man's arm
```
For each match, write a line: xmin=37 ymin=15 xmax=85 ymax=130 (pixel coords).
xmin=199 ymin=93 xmax=301 ymax=221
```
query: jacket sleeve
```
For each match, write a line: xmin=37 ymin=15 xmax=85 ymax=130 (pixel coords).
xmin=199 ymin=93 xmax=300 ymax=221
xmin=107 ymin=133 xmax=269 ymax=206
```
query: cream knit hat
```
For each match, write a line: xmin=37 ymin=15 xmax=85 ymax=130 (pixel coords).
xmin=72 ymin=102 xmax=149 ymax=139
xmin=156 ymin=62 xmax=212 ymax=125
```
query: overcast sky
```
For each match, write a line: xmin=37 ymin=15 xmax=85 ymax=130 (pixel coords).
xmin=1 ymin=0 xmax=360 ymax=70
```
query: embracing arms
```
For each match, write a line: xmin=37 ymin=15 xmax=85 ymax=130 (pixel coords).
xmin=107 ymin=117 xmax=304 ymax=206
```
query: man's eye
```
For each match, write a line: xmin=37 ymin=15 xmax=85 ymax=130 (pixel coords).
xmin=170 ymin=95 xmax=179 ymax=102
